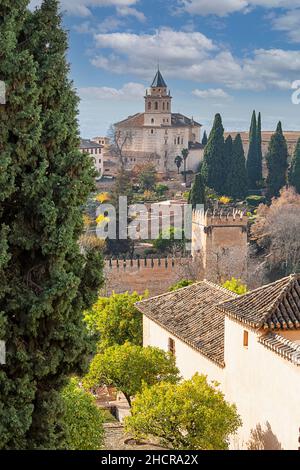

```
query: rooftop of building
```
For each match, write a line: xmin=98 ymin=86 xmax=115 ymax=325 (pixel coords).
xmin=151 ymin=68 xmax=167 ymax=88
xmin=115 ymin=112 xmax=201 ymax=128
xmin=137 ymin=274 xmax=300 ymax=367
xmin=224 ymin=131 xmax=300 ymax=143
xmin=136 ymin=281 xmax=237 ymax=367
xmin=80 ymin=139 xmax=103 ymax=149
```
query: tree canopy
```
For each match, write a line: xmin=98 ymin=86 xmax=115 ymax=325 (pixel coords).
xmin=83 ymin=343 xmax=180 ymax=407
xmin=266 ymin=122 xmax=288 ymax=199
xmin=0 ymin=0 xmax=103 ymax=449
xmin=84 ymin=291 xmax=145 ymax=348
xmin=125 ymin=374 xmax=241 ymax=450
xmin=188 ymin=173 xmax=206 ymax=209
xmin=289 ymin=137 xmax=300 ymax=194
xmin=225 ymin=134 xmax=248 ymax=200
xmin=61 ymin=378 xmax=105 ymax=450
xmin=201 ymin=114 xmax=225 ymax=195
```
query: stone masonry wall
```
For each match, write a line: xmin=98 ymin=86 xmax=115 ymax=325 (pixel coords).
xmin=103 ymin=257 xmax=196 ymax=297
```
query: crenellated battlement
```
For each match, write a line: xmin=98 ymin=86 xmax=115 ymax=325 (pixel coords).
xmin=192 ymin=209 xmax=248 ymax=227
xmin=104 ymin=256 xmax=190 ymax=271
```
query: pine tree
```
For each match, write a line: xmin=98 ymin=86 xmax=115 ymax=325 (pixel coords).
xmin=188 ymin=173 xmax=206 ymax=209
xmin=202 ymin=130 xmax=208 ymax=146
xmin=247 ymin=110 xmax=259 ymax=189
xmin=0 ymin=0 xmax=103 ymax=449
xmin=289 ymin=138 xmax=300 ymax=194
xmin=266 ymin=122 xmax=288 ymax=199
xmin=201 ymin=114 xmax=225 ymax=194
xmin=256 ymin=112 xmax=263 ymax=184
xmin=226 ymin=134 xmax=248 ymax=200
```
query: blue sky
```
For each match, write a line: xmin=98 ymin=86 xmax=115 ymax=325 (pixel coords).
xmin=29 ymin=0 xmax=300 ymax=137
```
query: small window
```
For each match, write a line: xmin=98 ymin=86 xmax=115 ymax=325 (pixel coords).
xmin=155 ymin=102 xmax=158 ymax=110
xmin=168 ymin=338 xmax=176 ymax=356
xmin=243 ymin=330 xmax=249 ymax=348
xmin=148 ymin=102 xmax=151 ymax=110
xmin=151 ymin=129 xmax=154 ymax=134
xmin=151 ymin=118 xmax=154 ymax=124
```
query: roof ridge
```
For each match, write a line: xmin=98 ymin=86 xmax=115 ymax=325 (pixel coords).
xmin=220 ymin=275 xmax=294 ymax=309
xmin=203 ymin=279 xmax=239 ymax=298
xmin=136 ymin=280 xmax=204 ymax=305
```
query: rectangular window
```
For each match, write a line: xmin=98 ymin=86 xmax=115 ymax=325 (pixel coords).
xmin=243 ymin=330 xmax=249 ymax=348
xmin=168 ymin=338 xmax=176 ymax=356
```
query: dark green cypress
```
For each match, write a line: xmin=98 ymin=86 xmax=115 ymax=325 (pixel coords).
xmin=201 ymin=114 xmax=225 ymax=194
xmin=223 ymin=135 xmax=233 ymax=196
xmin=266 ymin=122 xmax=288 ymax=199
xmin=289 ymin=138 xmax=300 ymax=194
xmin=247 ymin=110 xmax=258 ymax=189
xmin=201 ymin=130 xmax=208 ymax=146
xmin=0 ymin=0 xmax=103 ymax=449
xmin=256 ymin=112 xmax=263 ymax=184
xmin=226 ymin=134 xmax=248 ymax=200
xmin=188 ymin=173 xmax=206 ymax=209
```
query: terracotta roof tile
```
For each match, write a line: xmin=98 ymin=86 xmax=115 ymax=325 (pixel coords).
xmin=136 ymin=281 xmax=237 ymax=367
xmin=259 ymin=333 xmax=300 ymax=366
xmin=219 ymin=274 xmax=300 ymax=330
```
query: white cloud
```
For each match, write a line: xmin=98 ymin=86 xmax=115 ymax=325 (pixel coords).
xmin=179 ymin=0 xmax=300 ymax=17
xmin=29 ymin=0 xmax=141 ymax=17
xmin=116 ymin=6 xmax=146 ymax=21
xmin=91 ymin=29 xmax=300 ymax=92
xmin=272 ymin=9 xmax=300 ymax=42
xmin=79 ymin=82 xmax=145 ymax=100
xmin=193 ymin=88 xmax=230 ymax=99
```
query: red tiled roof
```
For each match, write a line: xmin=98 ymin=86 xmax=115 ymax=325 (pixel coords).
xmin=259 ymin=332 xmax=300 ymax=366
xmin=136 ymin=281 xmax=237 ymax=367
xmin=219 ymin=275 xmax=300 ymax=330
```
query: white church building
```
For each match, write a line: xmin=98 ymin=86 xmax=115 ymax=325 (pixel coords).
xmin=115 ymin=69 xmax=204 ymax=175
xmin=137 ymin=275 xmax=300 ymax=450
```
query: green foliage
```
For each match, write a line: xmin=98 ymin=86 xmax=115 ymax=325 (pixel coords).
xmin=289 ymin=138 xmax=300 ymax=194
xmin=84 ymin=292 xmax=145 ymax=348
xmin=266 ymin=122 xmax=288 ymax=199
xmin=155 ymin=183 xmax=169 ymax=197
xmin=222 ymin=278 xmax=248 ymax=295
xmin=246 ymin=195 xmax=266 ymax=207
xmin=61 ymin=378 xmax=104 ymax=450
xmin=247 ymin=110 xmax=262 ymax=189
xmin=0 ymin=1 xmax=103 ymax=449
xmin=201 ymin=114 xmax=225 ymax=195
xmin=188 ymin=173 xmax=206 ymax=209
xmin=169 ymin=280 xmax=195 ymax=291
xmin=225 ymin=134 xmax=248 ymax=200
xmin=125 ymin=374 xmax=241 ymax=450
xmin=153 ymin=227 xmax=185 ymax=254
xmin=202 ymin=130 xmax=208 ymax=146
xmin=256 ymin=112 xmax=263 ymax=183
xmin=83 ymin=343 xmax=180 ymax=406
xmin=174 ymin=155 xmax=183 ymax=174
xmin=139 ymin=164 xmax=157 ymax=191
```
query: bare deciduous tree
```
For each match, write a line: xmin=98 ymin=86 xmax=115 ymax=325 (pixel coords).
xmin=251 ymin=187 xmax=300 ymax=278
xmin=107 ymin=124 xmax=133 ymax=170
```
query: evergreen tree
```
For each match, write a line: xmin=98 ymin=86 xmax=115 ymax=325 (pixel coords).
xmin=289 ymin=138 xmax=300 ymax=194
xmin=201 ymin=114 xmax=225 ymax=194
xmin=188 ymin=173 xmax=206 ymax=209
xmin=225 ymin=134 xmax=248 ymax=200
xmin=256 ymin=112 xmax=263 ymax=184
xmin=266 ymin=122 xmax=288 ymax=199
xmin=202 ymin=130 xmax=208 ymax=146
xmin=223 ymin=135 xmax=233 ymax=195
xmin=0 ymin=0 xmax=103 ymax=449
xmin=246 ymin=111 xmax=259 ymax=189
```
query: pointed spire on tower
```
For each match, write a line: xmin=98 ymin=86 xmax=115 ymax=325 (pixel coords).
xmin=151 ymin=67 xmax=167 ymax=88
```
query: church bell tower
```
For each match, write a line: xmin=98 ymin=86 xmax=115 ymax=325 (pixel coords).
xmin=144 ymin=68 xmax=172 ymax=127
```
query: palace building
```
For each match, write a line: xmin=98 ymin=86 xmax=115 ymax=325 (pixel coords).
xmin=114 ymin=68 xmax=205 ymax=176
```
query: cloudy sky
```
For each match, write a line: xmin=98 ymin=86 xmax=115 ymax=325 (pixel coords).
xmin=30 ymin=0 xmax=300 ymax=137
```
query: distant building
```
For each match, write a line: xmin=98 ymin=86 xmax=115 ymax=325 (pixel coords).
xmin=115 ymin=68 xmax=204 ymax=176
xmin=92 ymin=136 xmax=118 ymax=178
xmin=79 ymin=139 xmax=103 ymax=177
xmin=138 ymin=274 xmax=300 ymax=450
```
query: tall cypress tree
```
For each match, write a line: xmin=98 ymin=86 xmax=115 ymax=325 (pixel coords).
xmin=201 ymin=114 xmax=225 ymax=194
xmin=247 ymin=110 xmax=259 ymax=189
xmin=188 ymin=173 xmax=206 ymax=209
xmin=223 ymin=135 xmax=233 ymax=195
xmin=226 ymin=134 xmax=248 ymax=200
xmin=289 ymin=137 xmax=300 ymax=194
xmin=201 ymin=130 xmax=208 ymax=146
xmin=266 ymin=121 xmax=288 ymax=199
xmin=0 ymin=0 xmax=103 ymax=449
xmin=256 ymin=112 xmax=263 ymax=184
